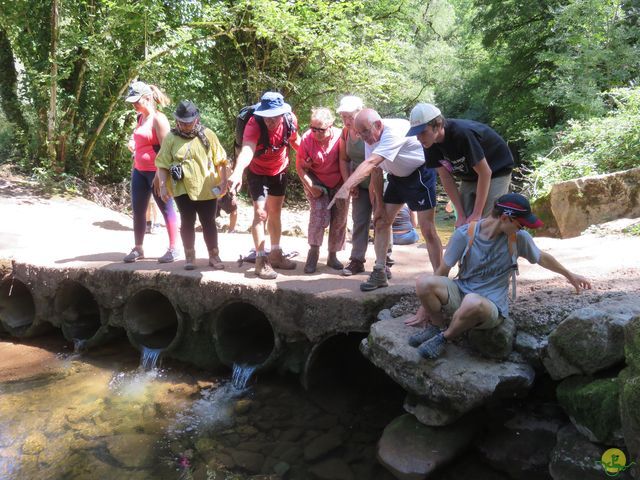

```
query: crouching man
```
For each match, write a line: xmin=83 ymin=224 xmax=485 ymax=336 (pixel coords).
xmin=406 ymin=193 xmax=591 ymax=359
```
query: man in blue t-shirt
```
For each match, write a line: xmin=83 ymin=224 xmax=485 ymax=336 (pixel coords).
xmin=405 ymin=193 xmax=591 ymax=359
xmin=406 ymin=103 xmax=514 ymax=228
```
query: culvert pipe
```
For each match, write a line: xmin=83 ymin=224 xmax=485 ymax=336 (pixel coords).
xmin=302 ymin=332 xmax=379 ymax=391
xmin=0 ymin=276 xmax=36 ymax=337
xmin=214 ymin=301 xmax=280 ymax=370
xmin=124 ymin=289 xmax=181 ymax=352
xmin=55 ymin=281 xmax=102 ymax=343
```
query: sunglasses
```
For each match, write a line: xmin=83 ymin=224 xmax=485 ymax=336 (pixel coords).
xmin=310 ymin=125 xmax=331 ymax=133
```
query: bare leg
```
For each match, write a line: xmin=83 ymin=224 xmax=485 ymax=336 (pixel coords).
xmin=417 ymin=208 xmax=443 ymax=271
xmin=413 ymin=274 xmax=451 ymax=328
xmin=265 ymin=195 xmax=285 ymax=249
xmin=443 ymin=293 xmax=496 ymax=340
xmin=251 ymin=199 xmax=268 ymax=252
xmin=373 ymin=203 xmax=403 ymax=267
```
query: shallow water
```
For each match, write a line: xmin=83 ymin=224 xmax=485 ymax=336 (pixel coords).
xmin=0 ymin=336 xmax=402 ymax=479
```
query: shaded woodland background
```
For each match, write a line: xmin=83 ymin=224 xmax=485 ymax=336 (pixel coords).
xmin=0 ymin=0 xmax=638 ymax=200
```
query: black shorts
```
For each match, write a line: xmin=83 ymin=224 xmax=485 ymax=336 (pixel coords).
xmin=384 ymin=164 xmax=436 ymax=211
xmin=216 ymin=192 xmax=237 ymax=217
xmin=247 ymin=170 xmax=288 ymax=202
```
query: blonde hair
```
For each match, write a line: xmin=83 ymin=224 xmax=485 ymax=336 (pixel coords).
xmin=310 ymin=107 xmax=335 ymax=128
xmin=148 ymin=84 xmax=170 ymax=108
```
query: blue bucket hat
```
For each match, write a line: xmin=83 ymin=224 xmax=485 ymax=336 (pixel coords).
xmin=254 ymin=92 xmax=292 ymax=117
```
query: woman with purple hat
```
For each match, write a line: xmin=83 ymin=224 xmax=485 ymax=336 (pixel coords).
xmin=155 ymin=100 xmax=229 ymax=270
xmin=122 ymin=81 xmax=179 ymax=264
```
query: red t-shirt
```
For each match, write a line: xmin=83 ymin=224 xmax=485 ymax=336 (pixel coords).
xmin=296 ymin=127 xmax=343 ymax=188
xmin=243 ymin=113 xmax=298 ymax=176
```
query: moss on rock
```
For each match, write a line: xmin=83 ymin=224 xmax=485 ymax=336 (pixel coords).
xmin=624 ymin=315 xmax=640 ymax=371
xmin=557 ymin=375 xmax=621 ymax=443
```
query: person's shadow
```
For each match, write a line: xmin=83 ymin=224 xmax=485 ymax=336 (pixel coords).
xmin=93 ymin=220 xmax=131 ymax=232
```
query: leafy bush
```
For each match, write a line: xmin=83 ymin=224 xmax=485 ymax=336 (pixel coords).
xmin=522 ymin=87 xmax=640 ymax=199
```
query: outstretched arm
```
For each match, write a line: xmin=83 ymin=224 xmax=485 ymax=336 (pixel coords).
xmin=227 ymin=142 xmax=256 ymax=193
xmin=537 ymin=251 xmax=592 ymax=293
xmin=328 ymin=153 xmax=384 ymax=208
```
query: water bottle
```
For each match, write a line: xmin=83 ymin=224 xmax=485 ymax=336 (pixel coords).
xmin=212 ymin=186 xmax=223 ymax=198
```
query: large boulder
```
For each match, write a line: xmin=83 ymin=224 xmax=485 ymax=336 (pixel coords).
xmin=556 ymin=375 xmax=622 ymax=444
xmin=533 ymin=166 xmax=640 ymax=238
xmin=361 ymin=316 xmax=535 ymax=426
xmin=542 ymin=307 xmax=631 ymax=380
xmin=468 ymin=315 xmax=516 ymax=360
xmin=475 ymin=408 xmax=564 ymax=480
xmin=549 ymin=424 xmax=634 ymax=480
xmin=377 ymin=414 xmax=478 ymax=480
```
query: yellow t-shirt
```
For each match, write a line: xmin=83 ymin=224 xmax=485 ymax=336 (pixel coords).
xmin=155 ymin=128 xmax=228 ymax=201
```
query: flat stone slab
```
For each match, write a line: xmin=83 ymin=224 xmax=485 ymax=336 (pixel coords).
xmin=361 ymin=316 xmax=535 ymax=424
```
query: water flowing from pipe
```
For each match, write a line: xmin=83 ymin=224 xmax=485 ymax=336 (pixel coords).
xmin=231 ymin=363 xmax=256 ymax=390
xmin=140 ymin=347 xmax=162 ymax=371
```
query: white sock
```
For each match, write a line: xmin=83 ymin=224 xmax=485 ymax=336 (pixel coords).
xmin=271 ymin=244 xmax=280 ymax=251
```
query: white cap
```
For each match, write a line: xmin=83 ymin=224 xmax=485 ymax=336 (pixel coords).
xmin=406 ymin=103 xmax=442 ymax=136
xmin=336 ymin=95 xmax=364 ymax=113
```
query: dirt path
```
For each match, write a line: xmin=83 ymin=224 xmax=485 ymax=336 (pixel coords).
xmin=1 ymin=168 xmax=640 ymax=301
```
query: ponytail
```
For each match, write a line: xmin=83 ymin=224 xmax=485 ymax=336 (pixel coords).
xmin=148 ymin=84 xmax=171 ymax=108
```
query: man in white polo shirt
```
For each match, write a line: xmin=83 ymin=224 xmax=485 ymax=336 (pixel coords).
xmin=331 ymin=108 xmax=442 ymax=291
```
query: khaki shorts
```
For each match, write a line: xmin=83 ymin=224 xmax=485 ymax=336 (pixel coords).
xmin=440 ymin=278 xmax=503 ymax=330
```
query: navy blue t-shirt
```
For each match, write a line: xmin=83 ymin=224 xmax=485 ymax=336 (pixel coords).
xmin=425 ymin=119 xmax=514 ymax=182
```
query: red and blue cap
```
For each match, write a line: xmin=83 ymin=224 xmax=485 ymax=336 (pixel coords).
xmin=495 ymin=193 xmax=544 ymax=229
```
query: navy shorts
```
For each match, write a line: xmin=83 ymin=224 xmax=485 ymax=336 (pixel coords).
xmin=247 ymin=170 xmax=288 ymax=202
xmin=384 ymin=164 xmax=436 ymax=211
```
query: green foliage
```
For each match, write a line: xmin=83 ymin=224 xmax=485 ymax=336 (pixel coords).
xmin=0 ymin=0 xmax=638 ymax=198
xmin=522 ymin=87 xmax=640 ymax=198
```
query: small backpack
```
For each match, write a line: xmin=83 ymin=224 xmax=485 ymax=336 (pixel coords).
xmin=234 ymin=104 xmax=296 ymax=159
xmin=459 ymin=220 xmax=519 ymax=300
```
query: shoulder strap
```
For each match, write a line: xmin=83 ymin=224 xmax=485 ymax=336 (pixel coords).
xmin=508 ymin=232 xmax=518 ymax=300
xmin=457 ymin=221 xmax=478 ymax=276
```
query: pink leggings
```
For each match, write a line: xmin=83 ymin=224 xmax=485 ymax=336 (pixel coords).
xmin=306 ymin=189 xmax=348 ymax=252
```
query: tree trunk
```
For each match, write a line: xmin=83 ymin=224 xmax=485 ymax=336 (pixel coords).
xmin=80 ymin=27 xmax=244 ymax=177
xmin=0 ymin=27 xmax=30 ymax=139
xmin=48 ymin=0 xmax=60 ymax=172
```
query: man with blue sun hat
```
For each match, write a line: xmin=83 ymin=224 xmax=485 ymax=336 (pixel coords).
xmin=228 ymin=92 xmax=300 ymax=279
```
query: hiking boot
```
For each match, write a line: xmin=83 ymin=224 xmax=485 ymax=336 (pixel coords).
xmin=386 ymin=254 xmax=395 ymax=267
xmin=418 ymin=332 xmax=446 ymax=359
xmin=123 ymin=247 xmax=144 ymax=263
xmin=386 ymin=265 xmax=393 ymax=280
xmin=184 ymin=249 xmax=196 ymax=270
xmin=342 ymin=259 xmax=365 ymax=276
xmin=208 ymin=248 xmax=225 ymax=270
xmin=360 ymin=266 xmax=389 ymax=292
xmin=408 ymin=325 xmax=441 ymax=347
xmin=158 ymin=247 xmax=181 ymax=263
xmin=255 ymin=255 xmax=278 ymax=280
xmin=326 ymin=252 xmax=344 ymax=270
xmin=269 ymin=248 xmax=296 ymax=270
xmin=304 ymin=247 xmax=319 ymax=274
